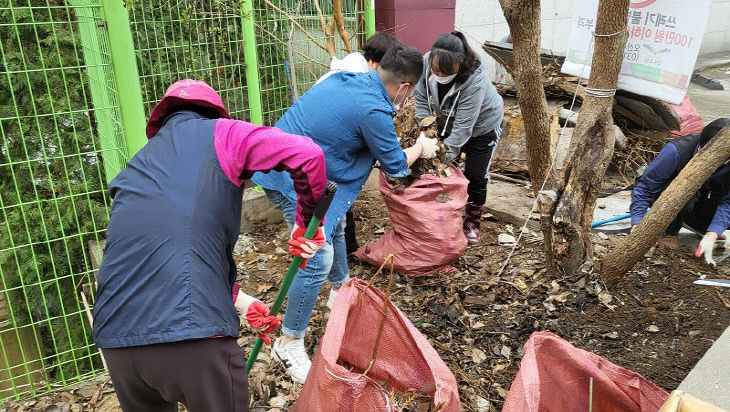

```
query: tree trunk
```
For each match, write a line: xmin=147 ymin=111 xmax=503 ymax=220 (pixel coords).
xmin=546 ymin=0 xmax=629 ymax=275
xmin=498 ymin=0 xmax=555 ymax=269
xmin=498 ymin=0 xmax=551 ymax=195
xmin=602 ymin=126 xmax=730 ymax=283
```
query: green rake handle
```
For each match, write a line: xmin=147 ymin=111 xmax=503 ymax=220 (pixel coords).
xmin=246 ymin=181 xmax=338 ymax=373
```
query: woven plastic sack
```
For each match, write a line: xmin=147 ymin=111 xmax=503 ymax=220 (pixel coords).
xmin=292 ymin=271 xmax=461 ymax=412
xmin=503 ymin=332 xmax=668 ymax=412
xmin=670 ymin=96 xmax=704 ymax=137
xmin=352 ymin=166 xmax=468 ymax=277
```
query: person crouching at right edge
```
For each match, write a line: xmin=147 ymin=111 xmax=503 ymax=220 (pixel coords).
xmin=413 ymin=31 xmax=505 ymax=245
xmin=92 ymin=79 xmax=328 ymax=412
xmin=631 ymin=118 xmax=730 ymax=265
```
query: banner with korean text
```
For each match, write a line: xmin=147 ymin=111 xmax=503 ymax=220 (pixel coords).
xmin=561 ymin=0 xmax=711 ymax=104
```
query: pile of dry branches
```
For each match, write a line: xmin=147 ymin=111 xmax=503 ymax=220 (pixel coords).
xmin=610 ymin=131 xmax=670 ymax=185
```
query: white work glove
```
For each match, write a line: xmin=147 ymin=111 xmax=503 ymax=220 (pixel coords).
xmin=416 ymin=131 xmax=439 ymax=159
xmin=695 ymin=233 xmax=718 ymax=266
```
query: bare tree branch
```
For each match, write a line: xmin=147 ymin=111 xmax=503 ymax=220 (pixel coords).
xmin=312 ymin=0 xmax=336 ymax=56
xmin=332 ymin=0 xmax=352 ymax=53
xmin=260 ymin=0 xmax=329 ymax=53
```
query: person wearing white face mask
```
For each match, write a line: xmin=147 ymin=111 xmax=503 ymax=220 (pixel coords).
xmin=252 ymin=44 xmax=439 ymax=383
xmin=413 ymin=31 xmax=504 ymax=245
xmin=314 ymin=31 xmax=403 ymax=256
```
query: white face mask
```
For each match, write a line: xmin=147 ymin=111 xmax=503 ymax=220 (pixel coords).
xmin=433 ymin=72 xmax=457 ymax=84
xmin=392 ymin=83 xmax=409 ymax=112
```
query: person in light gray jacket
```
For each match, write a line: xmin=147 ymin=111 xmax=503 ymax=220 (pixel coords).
xmin=414 ymin=31 xmax=504 ymax=244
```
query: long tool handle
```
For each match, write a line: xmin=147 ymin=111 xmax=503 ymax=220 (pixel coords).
xmin=246 ymin=181 xmax=338 ymax=373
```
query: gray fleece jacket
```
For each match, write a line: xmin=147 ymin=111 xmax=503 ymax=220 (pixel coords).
xmin=414 ymin=52 xmax=504 ymax=152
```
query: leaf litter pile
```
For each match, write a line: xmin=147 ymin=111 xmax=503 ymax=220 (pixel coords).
xmin=232 ymin=190 xmax=730 ymax=411
xmin=5 ymin=196 xmax=730 ymax=412
xmin=390 ymin=98 xmax=453 ymax=188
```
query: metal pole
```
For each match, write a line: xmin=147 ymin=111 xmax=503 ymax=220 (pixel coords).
xmin=365 ymin=0 xmax=376 ymax=37
xmin=247 ymin=182 xmax=338 ymax=372
xmin=101 ymin=0 xmax=147 ymax=158
xmin=241 ymin=0 xmax=264 ymax=125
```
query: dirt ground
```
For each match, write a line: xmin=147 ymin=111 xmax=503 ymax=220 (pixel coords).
xmin=4 ymin=185 xmax=730 ymax=412
xmin=240 ymin=187 xmax=730 ymax=411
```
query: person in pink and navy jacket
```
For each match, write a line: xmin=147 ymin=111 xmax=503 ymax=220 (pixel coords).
xmin=92 ymin=79 xmax=329 ymax=412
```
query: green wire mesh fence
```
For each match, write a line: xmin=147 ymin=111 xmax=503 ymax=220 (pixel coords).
xmin=127 ymin=0 xmax=367 ymax=123
xmin=127 ymin=0 xmax=251 ymax=120
xmin=0 ymin=0 xmax=127 ymax=399
xmin=0 ymin=0 xmax=370 ymax=402
xmin=253 ymin=0 xmax=366 ymax=124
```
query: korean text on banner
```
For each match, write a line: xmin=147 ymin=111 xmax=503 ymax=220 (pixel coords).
xmin=561 ymin=0 xmax=712 ymax=104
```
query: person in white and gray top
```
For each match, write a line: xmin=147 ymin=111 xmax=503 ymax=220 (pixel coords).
xmin=414 ymin=31 xmax=504 ymax=245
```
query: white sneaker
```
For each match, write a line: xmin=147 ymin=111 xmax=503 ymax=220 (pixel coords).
xmin=272 ymin=337 xmax=311 ymax=384
xmin=326 ymin=288 xmax=338 ymax=309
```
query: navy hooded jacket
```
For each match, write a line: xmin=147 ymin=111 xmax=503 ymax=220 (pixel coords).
xmin=92 ymin=111 xmax=326 ymax=348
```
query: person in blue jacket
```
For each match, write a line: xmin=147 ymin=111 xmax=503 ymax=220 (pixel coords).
xmin=92 ymin=80 xmax=329 ymax=412
xmin=314 ymin=31 xmax=403 ymax=255
xmin=631 ymin=118 xmax=730 ymax=265
xmin=252 ymin=44 xmax=440 ymax=383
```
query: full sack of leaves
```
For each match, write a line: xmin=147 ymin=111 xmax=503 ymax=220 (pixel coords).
xmin=292 ymin=262 xmax=461 ymax=412
xmin=503 ymin=332 xmax=668 ymax=412
xmin=353 ymin=167 xmax=468 ymax=276
xmin=352 ymin=99 xmax=469 ymax=277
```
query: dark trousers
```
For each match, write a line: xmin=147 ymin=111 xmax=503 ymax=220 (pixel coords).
xmin=102 ymin=338 xmax=249 ymax=412
xmin=666 ymin=193 xmax=719 ymax=236
xmin=459 ymin=129 xmax=500 ymax=205
xmin=345 ymin=209 xmax=359 ymax=254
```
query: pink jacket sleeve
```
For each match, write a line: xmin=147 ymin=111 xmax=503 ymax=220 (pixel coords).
xmin=213 ymin=119 xmax=327 ymax=227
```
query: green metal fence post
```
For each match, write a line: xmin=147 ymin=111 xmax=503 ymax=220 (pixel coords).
xmin=100 ymin=0 xmax=147 ymax=157
xmin=68 ymin=0 xmax=127 ymax=182
xmin=365 ymin=0 xmax=376 ymax=37
xmin=241 ymin=0 xmax=264 ymax=125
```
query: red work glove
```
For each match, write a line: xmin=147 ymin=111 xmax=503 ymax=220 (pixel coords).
xmin=288 ymin=224 xmax=325 ymax=269
xmin=234 ymin=290 xmax=281 ymax=344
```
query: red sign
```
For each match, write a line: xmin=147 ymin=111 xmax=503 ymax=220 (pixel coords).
xmin=630 ymin=0 xmax=659 ymax=8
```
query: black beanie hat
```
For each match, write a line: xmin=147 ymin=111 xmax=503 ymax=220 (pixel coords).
xmin=699 ymin=118 xmax=730 ymax=147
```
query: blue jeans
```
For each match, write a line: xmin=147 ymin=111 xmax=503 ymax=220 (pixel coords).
xmin=263 ymin=189 xmax=350 ymax=338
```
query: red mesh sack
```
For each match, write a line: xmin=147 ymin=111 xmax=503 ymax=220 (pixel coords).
xmin=670 ymin=96 xmax=704 ymax=137
xmin=292 ymin=258 xmax=461 ymax=412
xmin=352 ymin=167 xmax=469 ymax=277
xmin=503 ymin=332 xmax=668 ymax=412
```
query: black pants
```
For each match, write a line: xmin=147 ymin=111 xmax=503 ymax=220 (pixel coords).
xmin=666 ymin=193 xmax=720 ymax=236
xmin=102 ymin=338 xmax=249 ymax=412
xmin=459 ymin=129 xmax=500 ymax=205
xmin=345 ymin=209 xmax=358 ymax=254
